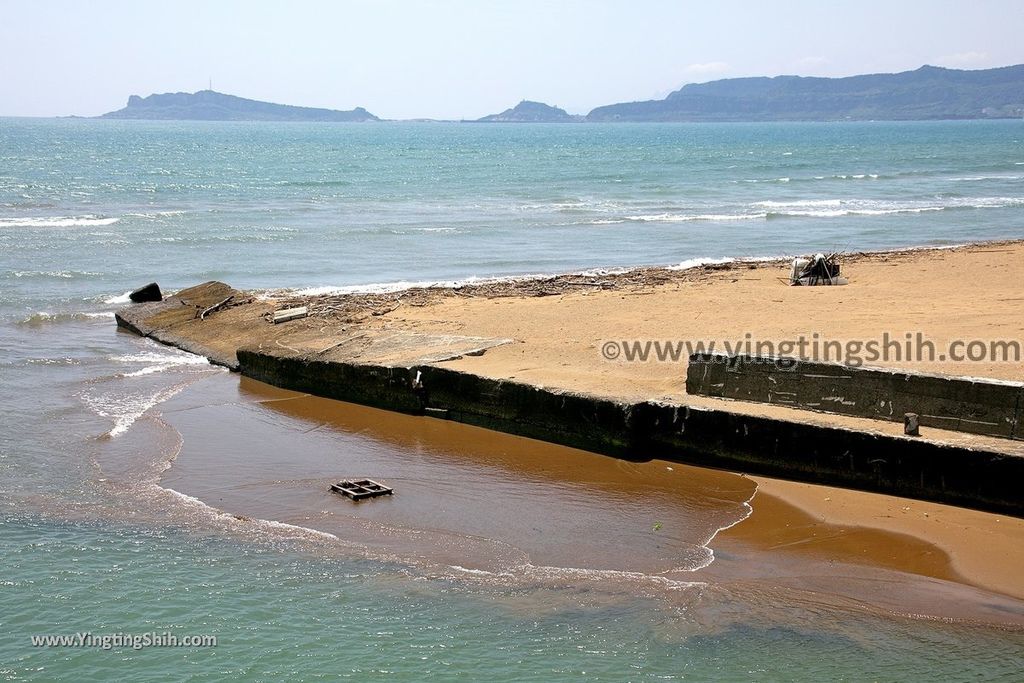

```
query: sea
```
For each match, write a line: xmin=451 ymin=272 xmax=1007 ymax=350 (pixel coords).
xmin=2 ymin=117 xmax=1023 ymax=681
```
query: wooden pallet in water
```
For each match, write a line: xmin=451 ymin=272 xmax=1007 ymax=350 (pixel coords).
xmin=330 ymin=479 xmax=393 ymax=501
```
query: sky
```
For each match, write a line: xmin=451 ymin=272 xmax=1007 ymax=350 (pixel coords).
xmin=1 ymin=0 xmax=1023 ymax=119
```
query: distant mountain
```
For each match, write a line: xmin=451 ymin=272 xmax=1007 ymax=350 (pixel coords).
xmin=100 ymin=90 xmax=379 ymax=122
xmin=587 ymin=65 xmax=1024 ymax=122
xmin=474 ymin=100 xmax=582 ymax=122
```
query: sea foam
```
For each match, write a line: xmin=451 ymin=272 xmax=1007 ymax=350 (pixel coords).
xmin=0 ymin=216 xmax=120 ymax=228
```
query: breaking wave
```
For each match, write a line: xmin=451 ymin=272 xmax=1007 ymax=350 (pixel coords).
xmin=592 ymin=196 xmax=1024 ymax=224
xmin=18 ymin=311 xmax=114 ymax=326
xmin=104 ymin=291 xmax=133 ymax=305
xmin=83 ymin=382 xmax=194 ymax=438
xmin=0 ymin=216 xmax=120 ymax=228
xmin=110 ymin=349 xmax=212 ymax=378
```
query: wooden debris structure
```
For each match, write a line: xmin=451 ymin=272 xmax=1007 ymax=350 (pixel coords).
xmin=198 ymin=295 xmax=234 ymax=319
xmin=263 ymin=264 xmax=744 ymax=322
xmin=273 ymin=305 xmax=308 ymax=324
xmin=788 ymin=253 xmax=848 ymax=286
xmin=329 ymin=479 xmax=393 ymax=501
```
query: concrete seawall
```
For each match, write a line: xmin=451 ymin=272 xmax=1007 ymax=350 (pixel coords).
xmin=686 ymin=354 xmax=1023 ymax=440
xmin=239 ymin=347 xmax=1024 ymax=516
xmin=114 ymin=281 xmax=1024 ymax=518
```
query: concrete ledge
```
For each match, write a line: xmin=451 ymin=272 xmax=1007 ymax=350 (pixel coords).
xmin=238 ymin=347 xmax=1024 ymax=516
xmin=115 ymin=281 xmax=243 ymax=369
xmin=686 ymin=354 xmax=1023 ymax=440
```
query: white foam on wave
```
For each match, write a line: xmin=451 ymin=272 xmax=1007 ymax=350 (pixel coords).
xmin=740 ymin=173 xmax=880 ymax=183
xmin=670 ymin=480 xmax=757 ymax=573
xmin=516 ymin=199 xmax=623 ymax=213
xmin=104 ymin=291 xmax=133 ymax=305
xmin=275 ymin=262 xmax=679 ymax=299
xmin=771 ymin=206 xmax=945 ymax=218
xmin=111 ymin=349 xmax=212 ymax=378
xmin=112 ymin=351 xmax=209 ymax=365
xmin=443 ymin=475 xmax=759 ymax=584
xmin=84 ymin=382 xmax=192 ymax=438
xmin=760 ymin=196 xmax=1024 ymax=219
xmin=442 ymin=562 xmax=708 ymax=591
xmin=271 ymin=254 xmax=790 ymax=299
xmin=0 ymin=215 xmax=120 ymax=228
xmin=572 ymin=266 xmax=632 ymax=277
xmin=520 ymin=563 xmax=709 ymax=590
xmin=447 ymin=565 xmax=506 ymax=577
xmin=286 ymin=281 xmax=445 ymax=297
xmin=79 ymin=345 xmax=219 ymax=436
xmin=260 ymin=519 xmax=341 ymax=541
xmin=18 ymin=310 xmax=115 ymax=325
xmin=949 ymin=174 xmax=1024 ymax=182
xmin=123 ymin=210 xmax=187 ymax=219
xmin=121 ymin=365 xmax=184 ymax=378
xmin=160 ymin=487 xmax=340 ymax=542
xmin=277 ymin=273 xmax=552 ymax=298
xmin=667 ymin=256 xmax=736 ymax=271
xmin=754 ymin=199 xmax=842 ymax=208
xmin=11 ymin=269 xmax=102 ymax=279
xmin=624 ymin=212 xmax=766 ymax=223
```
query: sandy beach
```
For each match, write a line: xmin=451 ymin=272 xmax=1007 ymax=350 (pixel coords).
xmin=123 ymin=240 xmax=1024 ymax=611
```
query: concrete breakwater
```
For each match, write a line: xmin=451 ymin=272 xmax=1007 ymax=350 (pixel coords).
xmin=687 ymin=354 xmax=1023 ymax=440
xmin=238 ymin=346 xmax=1024 ymax=516
xmin=116 ymin=281 xmax=1024 ymax=517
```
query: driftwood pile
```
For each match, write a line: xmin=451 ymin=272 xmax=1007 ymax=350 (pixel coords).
xmin=266 ymin=261 xmax=757 ymax=323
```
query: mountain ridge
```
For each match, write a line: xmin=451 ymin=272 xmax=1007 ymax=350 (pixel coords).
xmin=586 ymin=64 xmax=1024 ymax=121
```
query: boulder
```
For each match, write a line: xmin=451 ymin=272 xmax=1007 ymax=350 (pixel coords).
xmin=129 ymin=282 xmax=162 ymax=303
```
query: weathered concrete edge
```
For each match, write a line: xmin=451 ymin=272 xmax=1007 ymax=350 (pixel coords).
xmin=686 ymin=353 xmax=1023 ymax=440
xmin=237 ymin=347 xmax=1024 ymax=518
xmin=115 ymin=311 xmax=240 ymax=370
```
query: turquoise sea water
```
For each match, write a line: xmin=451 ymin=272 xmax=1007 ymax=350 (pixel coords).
xmin=2 ymin=119 xmax=1024 ymax=680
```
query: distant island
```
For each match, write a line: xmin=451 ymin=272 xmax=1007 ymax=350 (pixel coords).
xmin=587 ymin=64 xmax=1024 ymax=121
xmin=473 ymin=100 xmax=582 ymax=123
xmin=95 ymin=64 xmax=1024 ymax=124
xmin=100 ymin=90 xmax=379 ymax=122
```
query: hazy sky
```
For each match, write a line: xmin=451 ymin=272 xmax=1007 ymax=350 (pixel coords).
xmin=2 ymin=0 xmax=1022 ymax=119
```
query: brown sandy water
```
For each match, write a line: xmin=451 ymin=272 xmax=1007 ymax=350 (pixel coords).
xmin=152 ymin=373 xmax=1024 ymax=626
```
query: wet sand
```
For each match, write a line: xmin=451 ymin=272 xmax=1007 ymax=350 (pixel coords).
xmin=742 ymin=477 xmax=1024 ymax=600
xmin=157 ymin=374 xmax=1024 ymax=624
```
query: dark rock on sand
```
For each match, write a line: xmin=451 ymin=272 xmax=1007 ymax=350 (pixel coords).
xmin=129 ymin=282 xmax=163 ymax=303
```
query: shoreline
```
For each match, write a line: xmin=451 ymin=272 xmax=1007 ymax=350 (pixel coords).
xmin=149 ymin=370 xmax=1024 ymax=622
xmin=116 ymin=238 xmax=1024 ymax=606
xmin=741 ymin=475 xmax=1024 ymax=601
xmin=114 ymin=238 xmax=1024 ymax=514
xmin=261 ymin=237 xmax=1024 ymax=319
xmin=259 ymin=238 xmax=1011 ymax=299
xmin=157 ymin=373 xmax=1024 ymax=618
